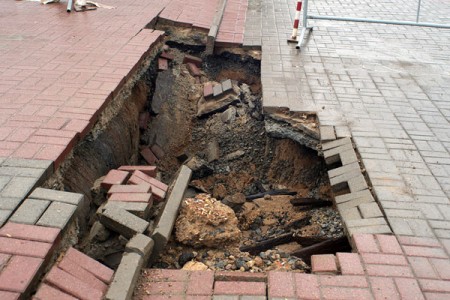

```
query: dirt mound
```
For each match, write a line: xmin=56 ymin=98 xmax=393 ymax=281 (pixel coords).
xmin=175 ymin=194 xmax=241 ymax=248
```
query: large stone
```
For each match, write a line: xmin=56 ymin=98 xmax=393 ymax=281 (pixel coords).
xmin=175 ymin=194 xmax=241 ymax=248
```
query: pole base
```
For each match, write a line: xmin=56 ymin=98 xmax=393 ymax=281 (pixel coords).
xmin=287 ymin=37 xmax=298 ymax=43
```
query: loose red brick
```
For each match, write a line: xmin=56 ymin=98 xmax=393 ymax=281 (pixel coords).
xmin=144 ymin=269 xmax=188 ymax=282
xmin=186 ymin=271 xmax=214 ymax=295
xmin=160 ymin=52 xmax=174 ymax=60
xmin=321 ymin=287 xmax=372 ymax=300
xmin=107 ymin=183 xmax=151 ymax=195
xmin=45 ymin=267 xmax=103 ymax=300
xmin=101 ymin=170 xmax=130 ymax=189
xmin=133 ymin=170 xmax=168 ymax=191
xmin=150 ymin=185 xmax=166 ymax=202
xmin=268 ymin=271 xmax=295 ymax=298
xmin=361 ymin=253 xmax=408 ymax=265
xmin=419 ymin=279 xmax=450 ymax=293
xmin=0 ymin=237 xmax=52 ymax=258
xmin=187 ymin=63 xmax=201 ymax=77
xmin=64 ymin=247 xmax=113 ymax=283
xmin=370 ymin=277 xmax=400 ymax=300
xmin=403 ymin=245 xmax=448 ymax=259
xmin=319 ymin=275 xmax=368 ymax=288
xmin=408 ymin=256 xmax=439 ymax=279
xmin=0 ymin=291 xmax=20 ymax=300
xmin=146 ymin=281 xmax=185 ymax=295
xmin=158 ymin=58 xmax=168 ymax=71
xmin=0 ymin=222 xmax=60 ymax=244
xmin=139 ymin=111 xmax=150 ymax=130
xmin=151 ymin=144 xmax=165 ymax=159
xmin=311 ymin=254 xmax=338 ymax=274
xmin=294 ymin=273 xmax=320 ymax=300
xmin=183 ymin=54 xmax=202 ymax=67
xmin=0 ymin=255 xmax=43 ymax=293
xmin=58 ymin=255 xmax=108 ymax=293
xmin=394 ymin=278 xmax=424 ymax=300
xmin=215 ymin=271 xmax=266 ymax=282
xmin=429 ymin=258 xmax=450 ymax=280
xmin=118 ymin=165 xmax=157 ymax=177
xmin=108 ymin=192 xmax=152 ymax=203
xmin=214 ymin=281 xmax=266 ymax=296
xmin=365 ymin=264 xmax=414 ymax=277
xmin=397 ymin=236 xmax=441 ymax=248
xmin=376 ymin=234 xmax=403 ymax=254
xmin=140 ymin=147 xmax=158 ymax=165
xmin=336 ymin=253 xmax=365 ymax=275
xmin=34 ymin=283 xmax=78 ymax=300
xmin=203 ymin=83 xmax=213 ymax=99
xmin=353 ymin=234 xmax=380 ymax=253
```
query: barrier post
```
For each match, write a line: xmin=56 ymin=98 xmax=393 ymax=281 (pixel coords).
xmin=288 ymin=0 xmax=303 ymax=42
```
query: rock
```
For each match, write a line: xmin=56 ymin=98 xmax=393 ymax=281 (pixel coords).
xmin=213 ymin=184 xmax=227 ymax=200
xmin=91 ymin=176 xmax=106 ymax=206
xmin=197 ymin=91 xmax=240 ymax=118
xmin=179 ymin=252 xmax=196 ymax=266
xmin=185 ymin=156 xmax=213 ymax=179
xmin=88 ymin=221 xmax=110 ymax=242
xmin=222 ymin=193 xmax=246 ymax=211
xmin=206 ymin=140 xmax=220 ymax=163
xmin=175 ymin=194 xmax=241 ymax=248
xmin=224 ymin=150 xmax=245 ymax=161
xmin=182 ymin=261 xmax=208 ymax=271
xmin=254 ymin=256 xmax=264 ymax=267
xmin=152 ymin=70 xmax=175 ymax=114
xmin=220 ymin=107 xmax=237 ymax=124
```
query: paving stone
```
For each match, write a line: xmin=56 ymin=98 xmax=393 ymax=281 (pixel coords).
xmin=340 ymin=149 xmax=359 ymax=165
xmin=100 ymin=206 xmax=149 ymax=239
xmin=0 ymin=197 xmax=23 ymax=210
xmin=101 ymin=170 xmax=130 ymax=189
xmin=0 ymin=209 xmax=12 ymax=226
xmin=338 ymin=206 xmax=362 ymax=220
xmin=353 ymin=234 xmax=380 ymax=253
xmin=311 ymin=254 xmax=337 ymax=274
xmin=214 ymin=281 xmax=266 ymax=296
xmin=329 ymin=169 xmax=362 ymax=192
xmin=335 ymin=189 xmax=374 ymax=204
xmin=336 ymin=253 xmax=365 ymax=275
xmin=337 ymin=194 xmax=374 ymax=210
xmin=328 ymin=162 xmax=360 ymax=178
xmin=183 ymin=54 xmax=202 ymax=67
xmin=125 ymin=233 xmax=154 ymax=265
xmin=118 ymin=166 xmax=157 ymax=177
xmin=215 ymin=271 xmax=267 ymax=282
xmin=348 ymin=224 xmax=392 ymax=235
xmin=130 ymin=170 xmax=168 ymax=191
xmin=268 ymin=272 xmax=294 ymax=298
xmin=107 ymin=184 xmax=151 ymax=195
xmin=320 ymin=126 xmax=336 ymax=142
xmin=108 ymin=193 xmax=152 ymax=203
xmin=359 ymin=202 xmax=384 ymax=219
xmin=203 ymin=82 xmax=214 ymax=99
xmin=324 ymin=143 xmax=354 ymax=165
xmin=213 ymin=84 xmax=223 ymax=97
xmin=394 ymin=278 xmax=425 ymax=300
xmin=3 ymin=158 xmax=52 ymax=171
xmin=29 ymin=188 xmax=84 ymax=206
xmin=319 ymin=275 xmax=368 ymax=288
xmin=103 ymin=201 xmax=151 ymax=219
xmin=0 ymin=166 xmax=46 ymax=178
xmin=64 ymin=247 xmax=113 ymax=284
xmin=187 ymin=270 xmax=214 ymax=296
xmin=348 ymin=175 xmax=369 ymax=193
xmin=158 ymin=58 xmax=169 ymax=71
xmin=0 ymin=255 xmax=43 ymax=293
xmin=294 ymin=273 xmax=320 ymax=300
xmin=105 ymin=252 xmax=143 ymax=300
xmin=34 ymin=283 xmax=78 ymax=300
xmin=0 ymin=177 xmax=39 ymax=199
xmin=45 ymin=267 xmax=103 ymax=300
xmin=187 ymin=63 xmax=201 ymax=77
xmin=151 ymin=165 xmax=192 ymax=262
xmin=37 ymin=202 xmax=77 ymax=229
xmin=221 ymin=79 xmax=233 ymax=94
xmin=0 ymin=222 xmax=60 ymax=243
xmin=10 ymin=199 xmax=50 ymax=225
xmin=322 ymin=137 xmax=352 ymax=151
xmin=0 ymin=237 xmax=51 ymax=258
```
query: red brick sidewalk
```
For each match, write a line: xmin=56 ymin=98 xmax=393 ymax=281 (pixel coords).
xmin=136 ymin=234 xmax=450 ymax=299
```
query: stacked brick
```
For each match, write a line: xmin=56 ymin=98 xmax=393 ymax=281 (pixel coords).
xmin=34 ymin=247 xmax=114 ymax=300
xmin=320 ymin=127 xmax=391 ymax=235
xmin=97 ymin=166 xmax=168 ymax=238
xmin=204 ymin=79 xmax=234 ymax=99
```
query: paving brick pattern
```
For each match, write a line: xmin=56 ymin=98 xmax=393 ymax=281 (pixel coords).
xmin=260 ymin=0 xmax=450 ymax=246
xmin=216 ymin=0 xmax=248 ymax=46
xmin=137 ymin=234 xmax=450 ymax=299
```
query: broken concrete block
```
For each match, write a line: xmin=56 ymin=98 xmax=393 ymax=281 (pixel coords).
xmin=126 ymin=234 xmax=154 ymax=265
xmin=183 ymin=54 xmax=202 ymax=67
xmin=103 ymin=201 xmax=151 ymax=219
xmin=140 ymin=147 xmax=158 ymax=165
xmin=100 ymin=206 xmax=149 ymax=239
xmin=102 ymin=170 xmax=130 ymax=189
xmin=151 ymin=166 xmax=192 ymax=263
xmin=118 ymin=166 xmax=157 ymax=177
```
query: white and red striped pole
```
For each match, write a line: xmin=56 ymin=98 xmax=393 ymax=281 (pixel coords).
xmin=290 ymin=0 xmax=302 ymax=40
